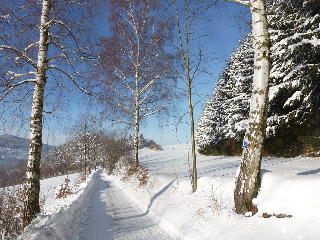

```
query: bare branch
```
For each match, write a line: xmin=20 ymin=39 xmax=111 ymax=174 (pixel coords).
xmin=108 ymin=81 xmax=135 ymax=106
xmin=3 ymin=72 xmax=36 ymax=86
xmin=49 ymin=0 xmax=88 ymax=24
xmin=49 ymin=21 xmax=83 ymax=52
xmin=0 ymin=45 xmax=37 ymax=68
xmin=24 ymin=42 xmax=39 ymax=55
xmin=48 ymin=66 xmax=90 ymax=95
xmin=0 ymin=79 xmax=36 ymax=101
xmin=141 ymin=101 xmax=168 ymax=119
xmin=106 ymin=117 xmax=134 ymax=125
xmin=115 ymin=101 xmax=135 ymax=115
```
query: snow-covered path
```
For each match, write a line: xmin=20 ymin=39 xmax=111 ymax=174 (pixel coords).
xmin=81 ymin=170 xmax=174 ymax=240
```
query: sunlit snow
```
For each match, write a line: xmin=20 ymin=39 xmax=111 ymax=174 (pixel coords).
xmin=18 ymin=144 xmax=320 ymax=240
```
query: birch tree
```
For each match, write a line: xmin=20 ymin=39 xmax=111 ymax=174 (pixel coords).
xmin=0 ymin=0 xmax=96 ymax=227
xmin=99 ymin=0 xmax=175 ymax=166
xmin=224 ymin=0 xmax=270 ymax=214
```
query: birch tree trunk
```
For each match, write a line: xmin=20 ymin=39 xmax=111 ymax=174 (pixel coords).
xmin=100 ymin=1 xmax=175 ymax=168
xmin=134 ymin=69 xmax=140 ymax=166
xmin=23 ymin=0 xmax=51 ymax=227
xmin=231 ymin=0 xmax=270 ymax=215
xmin=133 ymin=108 xmax=140 ymax=166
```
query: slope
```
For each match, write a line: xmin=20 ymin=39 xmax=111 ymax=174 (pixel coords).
xmin=18 ymin=144 xmax=320 ymax=240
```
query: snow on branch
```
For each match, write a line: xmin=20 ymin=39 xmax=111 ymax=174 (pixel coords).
xmin=115 ymin=102 xmax=135 ymax=115
xmin=48 ymin=66 xmax=90 ymax=95
xmin=141 ymin=101 xmax=168 ymax=119
xmin=223 ymin=0 xmax=250 ymax=7
xmin=24 ymin=42 xmax=39 ymax=54
xmin=0 ymin=45 xmax=37 ymax=68
xmin=5 ymin=72 xmax=36 ymax=85
xmin=0 ymin=79 xmax=36 ymax=101
xmin=139 ymin=75 xmax=158 ymax=96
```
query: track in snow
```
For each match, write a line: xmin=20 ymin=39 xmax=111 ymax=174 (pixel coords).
xmin=81 ymin=170 xmax=174 ymax=240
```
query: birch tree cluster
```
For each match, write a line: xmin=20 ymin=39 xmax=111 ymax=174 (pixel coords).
xmin=196 ymin=0 xmax=320 ymax=157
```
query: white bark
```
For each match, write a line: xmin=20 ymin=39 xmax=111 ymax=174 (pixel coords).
xmin=104 ymin=1 xmax=170 ymax=166
xmin=134 ymin=68 xmax=140 ymax=166
xmin=23 ymin=0 xmax=51 ymax=227
xmin=133 ymin=109 xmax=140 ymax=166
xmin=0 ymin=0 xmax=91 ymax=227
xmin=232 ymin=0 xmax=270 ymax=214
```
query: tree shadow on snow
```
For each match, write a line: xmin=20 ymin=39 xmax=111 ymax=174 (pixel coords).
xmin=117 ymin=179 xmax=176 ymax=221
xmin=297 ymin=168 xmax=320 ymax=175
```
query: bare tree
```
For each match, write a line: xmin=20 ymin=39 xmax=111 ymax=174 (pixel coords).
xmin=224 ymin=0 xmax=270 ymax=215
xmin=99 ymin=0 xmax=176 ymax=166
xmin=0 ymin=0 xmax=97 ymax=227
xmin=162 ymin=0 xmax=217 ymax=192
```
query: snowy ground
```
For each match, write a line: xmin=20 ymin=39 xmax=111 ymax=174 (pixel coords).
xmin=19 ymin=144 xmax=320 ymax=239
xmin=82 ymin=170 xmax=173 ymax=240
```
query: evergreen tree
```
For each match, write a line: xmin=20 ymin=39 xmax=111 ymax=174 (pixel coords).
xmin=195 ymin=36 xmax=254 ymax=155
xmin=265 ymin=0 xmax=320 ymax=156
xmin=196 ymin=0 xmax=320 ymax=157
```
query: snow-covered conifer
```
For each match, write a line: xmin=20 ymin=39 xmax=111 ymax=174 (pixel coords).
xmin=195 ymin=36 xmax=254 ymax=155
xmin=197 ymin=0 xmax=320 ymax=157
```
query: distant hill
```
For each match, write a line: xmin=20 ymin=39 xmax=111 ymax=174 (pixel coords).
xmin=0 ymin=134 xmax=54 ymax=168
xmin=0 ymin=134 xmax=29 ymax=150
xmin=0 ymin=134 xmax=53 ymax=152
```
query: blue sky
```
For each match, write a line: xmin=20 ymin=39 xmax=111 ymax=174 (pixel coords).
xmin=138 ymin=2 xmax=251 ymax=146
xmin=47 ymin=1 xmax=251 ymax=147
xmin=3 ymin=1 xmax=251 ymax=147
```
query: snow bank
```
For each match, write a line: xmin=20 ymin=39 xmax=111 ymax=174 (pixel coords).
xmin=111 ymin=146 xmax=320 ymax=240
xmin=255 ymin=169 xmax=320 ymax=217
xmin=18 ymin=171 xmax=98 ymax=240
